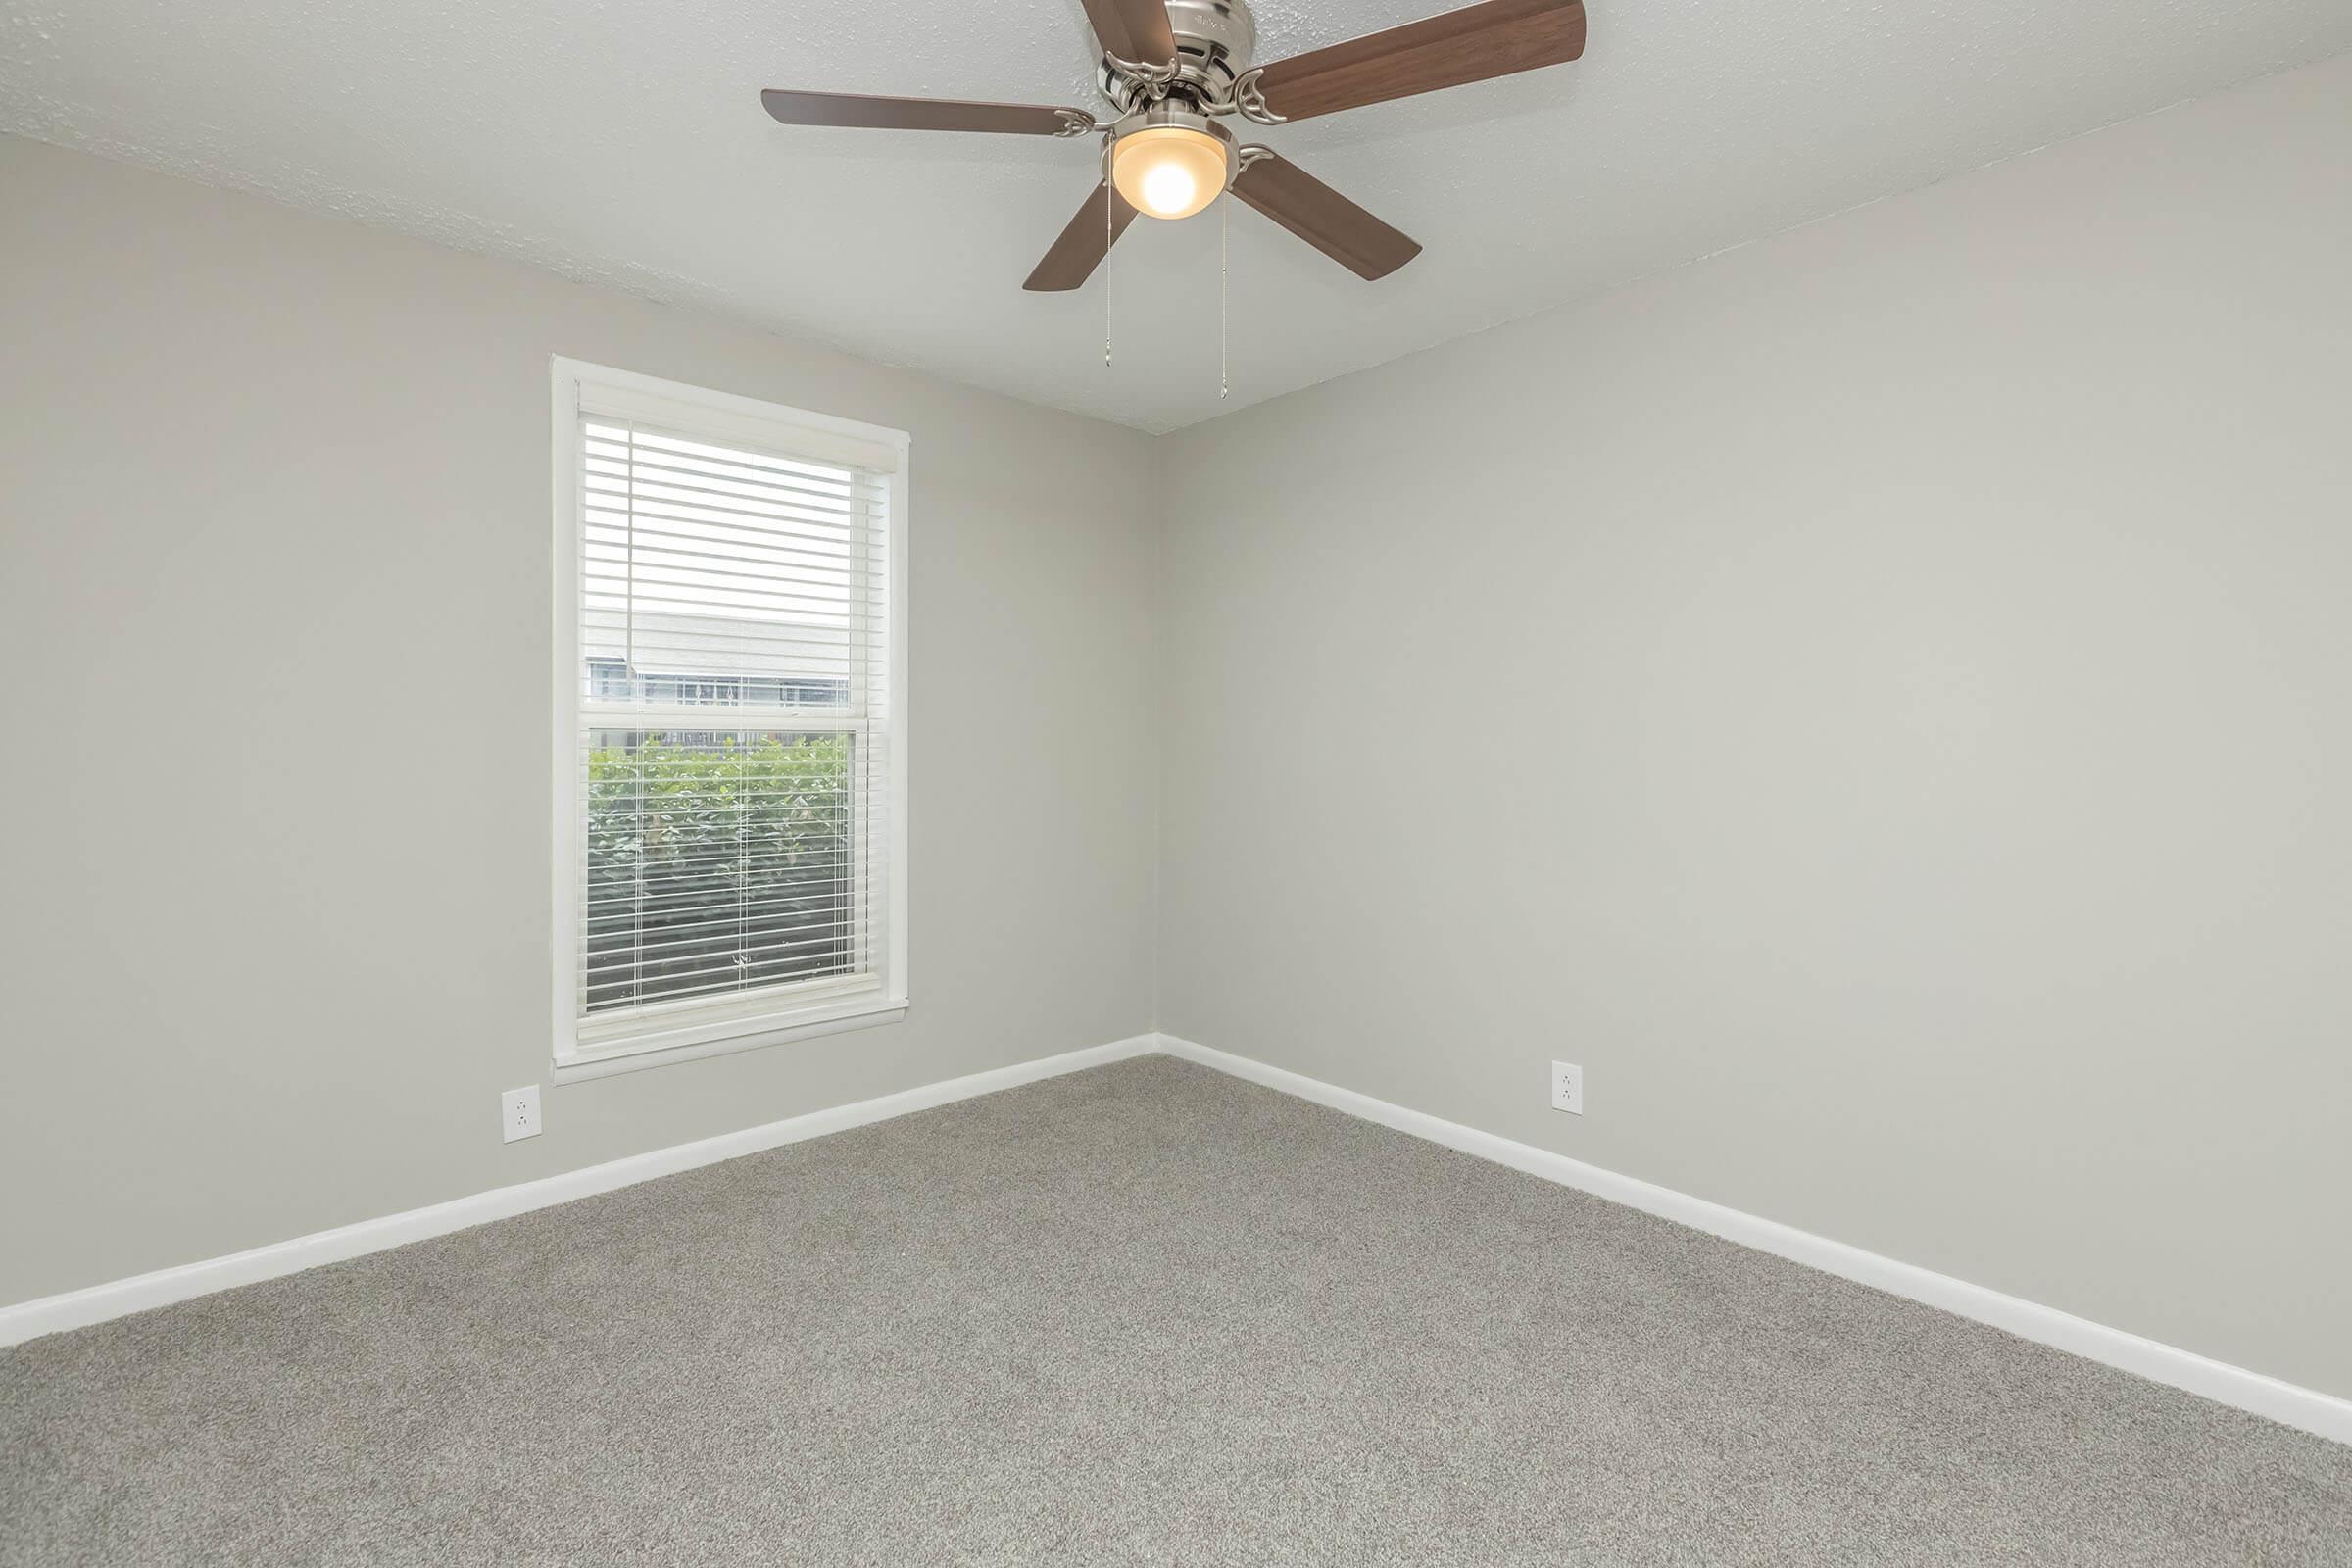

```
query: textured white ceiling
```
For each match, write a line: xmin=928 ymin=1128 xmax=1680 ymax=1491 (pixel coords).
xmin=4 ymin=1 xmax=2346 ymax=431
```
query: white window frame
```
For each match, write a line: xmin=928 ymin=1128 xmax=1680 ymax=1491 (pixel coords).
xmin=549 ymin=358 xmax=910 ymax=1081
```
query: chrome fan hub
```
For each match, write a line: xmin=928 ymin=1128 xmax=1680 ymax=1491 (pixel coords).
xmin=1100 ymin=0 xmax=1258 ymax=115
xmin=1107 ymin=101 xmax=1237 ymax=149
xmin=1165 ymin=0 xmax=1257 ymax=79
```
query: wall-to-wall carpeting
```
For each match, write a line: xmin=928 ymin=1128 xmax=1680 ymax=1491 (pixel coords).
xmin=5 ymin=1057 xmax=2345 ymax=1565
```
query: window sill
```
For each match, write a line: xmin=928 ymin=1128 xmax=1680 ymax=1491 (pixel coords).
xmin=553 ymin=994 xmax=909 ymax=1083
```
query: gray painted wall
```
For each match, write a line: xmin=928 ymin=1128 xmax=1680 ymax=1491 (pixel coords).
xmin=0 ymin=137 xmax=1159 ymax=1306
xmin=1157 ymin=54 xmax=2352 ymax=1398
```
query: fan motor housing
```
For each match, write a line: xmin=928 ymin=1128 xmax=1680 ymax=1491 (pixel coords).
xmin=1101 ymin=0 xmax=1258 ymax=114
xmin=1167 ymin=0 xmax=1257 ymax=75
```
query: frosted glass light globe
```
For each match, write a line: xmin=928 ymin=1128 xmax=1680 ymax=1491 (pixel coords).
xmin=1111 ymin=125 xmax=1231 ymax=220
xmin=1142 ymin=162 xmax=1199 ymax=218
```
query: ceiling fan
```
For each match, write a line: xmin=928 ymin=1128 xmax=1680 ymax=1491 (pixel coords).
xmin=760 ymin=0 xmax=1587 ymax=291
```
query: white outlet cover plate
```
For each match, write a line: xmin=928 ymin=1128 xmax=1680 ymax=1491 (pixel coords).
xmin=503 ymin=1084 xmax=542 ymax=1143
xmin=1550 ymin=1060 xmax=1584 ymax=1115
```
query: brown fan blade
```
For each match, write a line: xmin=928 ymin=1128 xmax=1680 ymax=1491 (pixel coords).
xmin=1079 ymin=0 xmax=1178 ymax=64
xmin=760 ymin=89 xmax=1094 ymax=137
xmin=1230 ymin=153 xmax=1422 ymax=281
xmin=1023 ymin=182 xmax=1142 ymax=292
xmin=1250 ymin=0 xmax=1585 ymax=122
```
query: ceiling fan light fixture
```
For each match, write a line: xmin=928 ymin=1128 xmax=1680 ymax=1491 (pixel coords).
xmin=1110 ymin=121 xmax=1233 ymax=220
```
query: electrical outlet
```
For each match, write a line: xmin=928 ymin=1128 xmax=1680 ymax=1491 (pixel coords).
xmin=502 ymin=1085 xmax=542 ymax=1143
xmin=1550 ymin=1060 xmax=1584 ymax=1115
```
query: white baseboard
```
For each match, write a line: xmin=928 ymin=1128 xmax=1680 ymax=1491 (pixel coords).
xmin=0 ymin=1033 xmax=1159 ymax=1349
xmin=1156 ymin=1033 xmax=2352 ymax=1447
xmin=13 ymin=1029 xmax=2346 ymax=1448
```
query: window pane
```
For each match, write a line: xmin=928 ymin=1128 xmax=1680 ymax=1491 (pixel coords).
xmin=584 ymin=728 xmax=857 ymax=1013
xmin=580 ymin=420 xmax=875 ymax=711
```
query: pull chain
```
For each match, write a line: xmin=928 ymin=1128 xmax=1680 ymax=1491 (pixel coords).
xmin=1102 ymin=139 xmax=1113 ymax=368
xmin=1219 ymin=194 xmax=1229 ymax=400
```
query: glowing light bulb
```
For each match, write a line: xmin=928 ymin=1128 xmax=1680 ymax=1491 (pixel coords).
xmin=1141 ymin=163 xmax=1198 ymax=218
xmin=1109 ymin=124 xmax=1231 ymax=221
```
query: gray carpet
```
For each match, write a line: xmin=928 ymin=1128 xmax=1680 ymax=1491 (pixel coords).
xmin=3 ymin=1056 xmax=2347 ymax=1565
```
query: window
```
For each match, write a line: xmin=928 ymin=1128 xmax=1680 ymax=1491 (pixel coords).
xmin=552 ymin=360 xmax=908 ymax=1076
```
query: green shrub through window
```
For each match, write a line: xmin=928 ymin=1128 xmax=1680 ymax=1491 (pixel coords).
xmin=584 ymin=730 xmax=855 ymax=1012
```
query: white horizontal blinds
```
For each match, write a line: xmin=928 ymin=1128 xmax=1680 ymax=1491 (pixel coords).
xmin=575 ymin=409 xmax=892 ymax=1036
